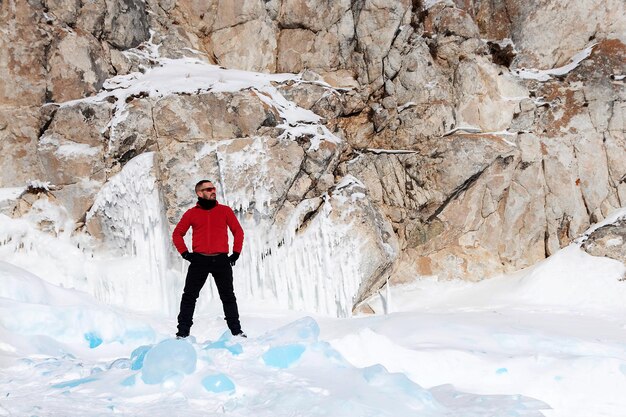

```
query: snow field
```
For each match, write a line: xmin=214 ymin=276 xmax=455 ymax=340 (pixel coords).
xmin=0 ymin=262 xmax=551 ymax=416
xmin=1 ymin=208 xmax=625 ymax=415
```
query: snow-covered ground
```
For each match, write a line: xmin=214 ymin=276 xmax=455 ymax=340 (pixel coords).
xmin=1 ymin=210 xmax=625 ymax=416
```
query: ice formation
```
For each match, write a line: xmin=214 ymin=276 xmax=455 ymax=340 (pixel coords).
xmin=221 ymin=187 xmax=385 ymax=317
xmin=202 ymin=373 xmax=236 ymax=393
xmin=140 ymin=339 xmax=197 ymax=385
xmin=86 ymin=152 xmax=179 ymax=314
xmin=262 ymin=344 xmax=306 ymax=368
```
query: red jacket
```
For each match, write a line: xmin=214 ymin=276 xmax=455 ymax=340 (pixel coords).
xmin=172 ymin=202 xmax=244 ymax=255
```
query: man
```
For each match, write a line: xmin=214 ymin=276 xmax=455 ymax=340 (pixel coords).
xmin=172 ymin=179 xmax=246 ymax=338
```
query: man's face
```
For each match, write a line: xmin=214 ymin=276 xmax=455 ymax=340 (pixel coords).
xmin=196 ymin=182 xmax=217 ymax=200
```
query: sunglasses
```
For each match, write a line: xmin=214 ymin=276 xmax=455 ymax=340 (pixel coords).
xmin=199 ymin=187 xmax=216 ymax=192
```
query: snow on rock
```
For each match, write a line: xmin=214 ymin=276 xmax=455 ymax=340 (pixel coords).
xmin=423 ymin=0 xmax=455 ymax=9
xmin=580 ymin=209 xmax=626 ymax=267
xmin=253 ymin=86 xmax=341 ymax=151
xmin=25 ymin=180 xmax=54 ymax=191
xmin=576 ymin=207 xmax=626 ymax=240
xmin=62 ymin=55 xmax=341 ymax=152
xmin=0 ymin=187 xmax=26 ymax=207
xmin=512 ymin=44 xmax=597 ymax=81
xmin=196 ymin=137 xmax=277 ymax=215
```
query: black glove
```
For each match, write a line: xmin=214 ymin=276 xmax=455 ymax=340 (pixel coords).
xmin=229 ymin=252 xmax=240 ymax=266
xmin=181 ymin=251 xmax=193 ymax=262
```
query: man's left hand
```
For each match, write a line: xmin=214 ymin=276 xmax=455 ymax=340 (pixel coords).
xmin=229 ymin=252 xmax=240 ymax=266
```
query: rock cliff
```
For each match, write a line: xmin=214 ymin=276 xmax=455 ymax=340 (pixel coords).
xmin=1 ymin=0 xmax=624 ymax=314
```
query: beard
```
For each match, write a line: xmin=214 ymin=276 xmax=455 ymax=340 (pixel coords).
xmin=197 ymin=197 xmax=217 ymax=210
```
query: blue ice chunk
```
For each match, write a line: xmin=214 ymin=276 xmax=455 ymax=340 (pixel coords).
xmin=130 ymin=345 xmax=152 ymax=370
xmin=362 ymin=364 xmax=388 ymax=382
xmin=262 ymin=344 xmax=306 ymax=369
xmin=202 ymin=373 xmax=235 ymax=393
xmin=203 ymin=340 xmax=243 ymax=356
xmin=218 ymin=331 xmax=232 ymax=342
xmin=90 ymin=366 xmax=104 ymax=375
xmin=108 ymin=358 xmax=131 ymax=370
xmin=496 ymin=368 xmax=508 ymax=375
xmin=52 ymin=376 xmax=98 ymax=389
xmin=226 ymin=343 xmax=243 ymax=355
xmin=84 ymin=332 xmax=103 ymax=348
xmin=141 ymin=339 xmax=197 ymax=384
xmin=293 ymin=317 xmax=319 ymax=340
xmin=262 ymin=317 xmax=320 ymax=345
xmin=120 ymin=374 xmax=136 ymax=387
xmin=362 ymin=364 xmax=437 ymax=406
xmin=312 ymin=341 xmax=349 ymax=367
xmin=204 ymin=340 xmax=226 ymax=350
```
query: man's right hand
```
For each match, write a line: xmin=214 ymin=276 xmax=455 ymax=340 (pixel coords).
xmin=181 ymin=251 xmax=194 ymax=262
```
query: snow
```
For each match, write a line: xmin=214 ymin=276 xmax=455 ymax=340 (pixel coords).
xmin=55 ymin=142 xmax=100 ymax=158
xmin=423 ymin=0 xmax=454 ymax=10
xmin=365 ymin=148 xmax=419 ymax=154
xmin=512 ymin=44 xmax=597 ymax=82
xmin=442 ymin=125 xmax=483 ymax=136
xmin=397 ymin=101 xmax=416 ymax=112
xmin=1 ymin=208 xmax=626 ymax=415
xmin=0 ymin=263 xmax=553 ymax=416
xmin=575 ymin=207 xmax=626 ymax=241
xmin=0 ymin=187 xmax=24 ymax=212
xmin=60 ymin=48 xmax=340 ymax=152
xmin=363 ymin=230 xmax=626 ymax=315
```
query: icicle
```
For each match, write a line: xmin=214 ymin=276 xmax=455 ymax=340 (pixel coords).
xmin=385 ymin=277 xmax=391 ymax=315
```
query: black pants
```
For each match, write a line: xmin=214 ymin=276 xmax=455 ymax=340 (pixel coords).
xmin=176 ymin=254 xmax=241 ymax=336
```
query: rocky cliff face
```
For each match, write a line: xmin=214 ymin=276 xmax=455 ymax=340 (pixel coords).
xmin=1 ymin=0 xmax=624 ymax=314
